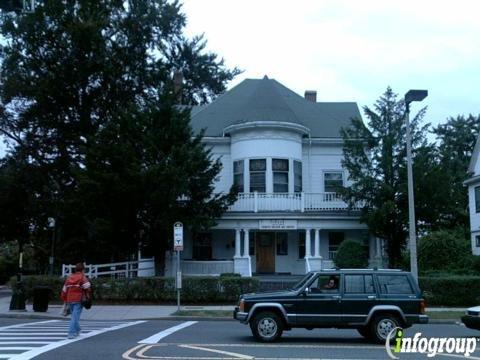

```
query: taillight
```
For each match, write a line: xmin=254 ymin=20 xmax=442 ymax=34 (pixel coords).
xmin=239 ymin=299 xmax=245 ymax=312
xmin=420 ymin=299 xmax=426 ymax=314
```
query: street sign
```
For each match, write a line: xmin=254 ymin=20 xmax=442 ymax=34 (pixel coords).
xmin=173 ymin=222 xmax=183 ymax=251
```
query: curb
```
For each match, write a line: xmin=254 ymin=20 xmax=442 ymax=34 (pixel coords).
xmin=0 ymin=314 xmax=234 ymax=322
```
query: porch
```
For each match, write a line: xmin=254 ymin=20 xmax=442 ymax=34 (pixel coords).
xmin=164 ymin=226 xmax=384 ymax=277
xmin=228 ymin=192 xmax=362 ymax=212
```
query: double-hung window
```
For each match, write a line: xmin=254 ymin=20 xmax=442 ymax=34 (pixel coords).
xmin=324 ymin=171 xmax=343 ymax=192
xmin=294 ymin=160 xmax=302 ymax=192
xmin=233 ymin=160 xmax=244 ymax=192
xmin=273 ymin=159 xmax=289 ymax=193
xmin=250 ymin=159 xmax=266 ymax=193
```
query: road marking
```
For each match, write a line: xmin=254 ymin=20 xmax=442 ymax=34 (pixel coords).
xmin=138 ymin=321 xmax=197 ymax=344
xmin=0 ymin=320 xmax=146 ymax=360
xmin=180 ymin=344 xmax=254 ymax=359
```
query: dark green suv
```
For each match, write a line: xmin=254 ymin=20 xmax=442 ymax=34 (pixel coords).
xmin=233 ymin=269 xmax=428 ymax=342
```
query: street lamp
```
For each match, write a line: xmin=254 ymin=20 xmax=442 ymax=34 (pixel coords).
xmin=404 ymin=89 xmax=428 ymax=283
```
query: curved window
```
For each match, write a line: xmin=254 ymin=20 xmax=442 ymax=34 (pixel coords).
xmin=273 ymin=159 xmax=289 ymax=193
xmin=250 ymin=159 xmax=266 ymax=192
xmin=233 ymin=160 xmax=244 ymax=192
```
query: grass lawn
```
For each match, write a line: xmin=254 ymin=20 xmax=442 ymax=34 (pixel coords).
xmin=426 ymin=311 xmax=464 ymax=320
xmin=173 ymin=310 xmax=232 ymax=317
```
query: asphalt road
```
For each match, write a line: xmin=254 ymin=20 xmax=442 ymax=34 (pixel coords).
xmin=1 ymin=318 xmax=480 ymax=359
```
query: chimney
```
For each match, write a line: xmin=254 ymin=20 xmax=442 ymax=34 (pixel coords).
xmin=304 ymin=90 xmax=317 ymax=102
xmin=173 ymin=70 xmax=183 ymax=104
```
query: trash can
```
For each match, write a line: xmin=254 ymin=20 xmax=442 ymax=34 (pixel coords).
xmin=33 ymin=286 xmax=51 ymax=312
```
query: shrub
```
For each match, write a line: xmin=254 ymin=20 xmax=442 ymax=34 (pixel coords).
xmin=333 ymin=240 xmax=368 ymax=268
xmin=419 ymin=276 xmax=480 ymax=306
xmin=10 ymin=275 xmax=260 ymax=304
xmin=418 ymin=229 xmax=471 ymax=272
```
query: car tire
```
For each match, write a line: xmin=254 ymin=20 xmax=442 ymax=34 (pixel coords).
xmin=369 ymin=314 xmax=400 ymax=343
xmin=357 ymin=326 xmax=371 ymax=339
xmin=250 ymin=311 xmax=284 ymax=342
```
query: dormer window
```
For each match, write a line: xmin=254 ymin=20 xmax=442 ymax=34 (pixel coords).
xmin=273 ymin=159 xmax=289 ymax=193
xmin=250 ymin=159 xmax=266 ymax=192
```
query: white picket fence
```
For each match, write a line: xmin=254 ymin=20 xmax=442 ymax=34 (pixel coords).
xmin=62 ymin=258 xmax=155 ymax=278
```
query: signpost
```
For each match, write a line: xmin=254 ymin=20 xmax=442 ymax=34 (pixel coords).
xmin=173 ymin=222 xmax=183 ymax=311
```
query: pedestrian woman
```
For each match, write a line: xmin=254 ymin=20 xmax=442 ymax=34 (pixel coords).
xmin=61 ymin=262 xmax=92 ymax=339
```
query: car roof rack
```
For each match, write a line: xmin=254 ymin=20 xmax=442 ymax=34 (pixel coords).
xmin=317 ymin=268 xmax=403 ymax=272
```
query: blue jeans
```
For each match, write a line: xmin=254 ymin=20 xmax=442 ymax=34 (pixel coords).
xmin=68 ymin=302 xmax=83 ymax=336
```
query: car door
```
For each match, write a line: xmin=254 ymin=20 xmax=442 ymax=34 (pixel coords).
xmin=295 ymin=273 xmax=343 ymax=326
xmin=341 ymin=274 xmax=377 ymax=324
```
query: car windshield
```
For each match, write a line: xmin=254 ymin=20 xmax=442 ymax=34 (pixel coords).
xmin=290 ymin=273 xmax=315 ymax=291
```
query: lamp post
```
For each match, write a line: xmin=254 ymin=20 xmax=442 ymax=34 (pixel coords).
xmin=404 ymin=89 xmax=428 ymax=282
xmin=48 ymin=217 xmax=56 ymax=276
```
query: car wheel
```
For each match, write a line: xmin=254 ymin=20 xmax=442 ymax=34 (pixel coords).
xmin=250 ymin=311 xmax=284 ymax=342
xmin=369 ymin=314 xmax=400 ymax=343
xmin=357 ymin=326 xmax=371 ymax=339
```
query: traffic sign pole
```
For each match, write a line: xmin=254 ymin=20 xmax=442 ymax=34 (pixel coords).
xmin=173 ymin=222 xmax=183 ymax=311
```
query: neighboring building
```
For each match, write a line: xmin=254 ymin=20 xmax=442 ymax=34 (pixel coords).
xmin=165 ymin=76 xmax=383 ymax=277
xmin=465 ymin=134 xmax=480 ymax=255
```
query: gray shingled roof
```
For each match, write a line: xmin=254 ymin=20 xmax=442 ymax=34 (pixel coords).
xmin=190 ymin=76 xmax=361 ymax=138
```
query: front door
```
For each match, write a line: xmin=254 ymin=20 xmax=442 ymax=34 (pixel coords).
xmin=256 ymin=232 xmax=275 ymax=273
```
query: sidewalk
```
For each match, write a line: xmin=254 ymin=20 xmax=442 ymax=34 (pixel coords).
xmin=0 ymin=291 xmax=234 ymax=321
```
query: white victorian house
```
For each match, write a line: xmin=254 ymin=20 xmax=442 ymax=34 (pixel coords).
xmin=165 ymin=76 xmax=383 ymax=277
xmin=465 ymin=134 xmax=480 ymax=255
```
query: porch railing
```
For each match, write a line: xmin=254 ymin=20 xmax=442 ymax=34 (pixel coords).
xmin=181 ymin=260 xmax=234 ymax=276
xmin=62 ymin=258 xmax=155 ymax=278
xmin=228 ymin=192 xmax=361 ymax=212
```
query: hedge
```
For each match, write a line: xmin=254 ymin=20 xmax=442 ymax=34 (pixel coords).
xmin=9 ymin=275 xmax=260 ymax=304
xmin=419 ymin=276 xmax=480 ymax=307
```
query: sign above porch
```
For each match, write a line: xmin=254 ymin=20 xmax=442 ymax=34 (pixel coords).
xmin=259 ymin=219 xmax=297 ymax=230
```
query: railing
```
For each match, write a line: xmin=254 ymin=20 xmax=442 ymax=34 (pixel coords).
xmin=328 ymin=250 xmax=338 ymax=260
xmin=228 ymin=192 xmax=361 ymax=212
xmin=62 ymin=258 xmax=155 ymax=278
xmin=181 ymin=260 xmax=234 ymax=276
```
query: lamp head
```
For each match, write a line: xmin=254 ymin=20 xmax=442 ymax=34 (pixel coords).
xmin=405 ymin=89 xmax=428 ymax=105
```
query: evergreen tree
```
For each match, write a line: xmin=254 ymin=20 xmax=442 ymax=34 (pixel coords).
xmin=340 ymin=87 xmax=428 ymax=267
xmin=0 ymin=0 xmax=240 ymax=267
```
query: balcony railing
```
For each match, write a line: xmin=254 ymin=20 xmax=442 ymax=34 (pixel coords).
xmin=228 ymin=192 xmax=361 ymax=213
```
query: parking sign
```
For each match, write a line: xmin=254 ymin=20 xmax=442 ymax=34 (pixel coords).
xmin=173 ymin=222 xmax=183 ymax=251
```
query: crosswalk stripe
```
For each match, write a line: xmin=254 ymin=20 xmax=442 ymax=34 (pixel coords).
xmin=0 ymin=320 xmax=146 ymax=360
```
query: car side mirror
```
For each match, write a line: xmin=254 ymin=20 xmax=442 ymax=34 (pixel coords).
xmin=302 ymin=287 xmax=309 ymax=296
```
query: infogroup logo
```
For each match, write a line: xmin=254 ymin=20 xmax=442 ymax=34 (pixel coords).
xmin=385 ymin=327 xmax=478 ymax=359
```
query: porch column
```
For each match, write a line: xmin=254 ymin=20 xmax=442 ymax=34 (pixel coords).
xmin=313 ymin=229 xmax=321 ymax=258
xmin=243 ymin=229 xmax=250 ymax=258
xmin=234 ymin=229 xmax=241 ymax=258
xmin=376 ymin=237 xmax=381 ymax=258
xmin=305 ymin=229 xmax=311 ymax=258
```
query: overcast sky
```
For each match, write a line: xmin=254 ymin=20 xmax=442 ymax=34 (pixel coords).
xmin=1 ymin=0 xmax=479 ymax=156
xmin=182 ymin=0 xmax=480 ymax=128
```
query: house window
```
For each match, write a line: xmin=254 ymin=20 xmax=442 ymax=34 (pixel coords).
xmin=273 ymin=159 xmax=289 ymax=193
xmin=233 ymin=160 xmax=244 ymax=192
xmin=328 ymin=232 xmax=345 ymax=260
xmin=249 ymin=159 xmax=266 ymax=192
xmin=276 ymin=232 xmax=288 ymax=255
xmin=476 ymin=235 xmax=480 ymax=248
xmin=294 ymin=160 xmax=302 ymax=192
xmin=476 ymin=186 xmax=480 ymax=213
xmin=298 ymin=232 xmax=305 ymax=259
xmin=324 ymin=172 xmax=343 ymax=192
xmin=192 ymin=233 xmax=212 ymax=260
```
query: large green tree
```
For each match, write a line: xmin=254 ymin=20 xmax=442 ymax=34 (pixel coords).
xmin=340 ymin=87 xmax=428 ymax=267
xmin=0 ymin=0 xmax=240 ymax=267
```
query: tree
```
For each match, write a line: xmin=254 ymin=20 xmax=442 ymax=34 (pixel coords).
xmin=340 ymin=87 xmax=428 ymax=267
xmin=0 ymin=0 xmax=240 ymax=266
xmin=431 ymin=115 xmax=480 ymax=229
